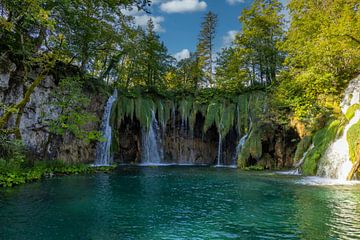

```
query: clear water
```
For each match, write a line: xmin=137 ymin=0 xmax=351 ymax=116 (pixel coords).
xmin=1 ymin=167 xmax=360 ymax=240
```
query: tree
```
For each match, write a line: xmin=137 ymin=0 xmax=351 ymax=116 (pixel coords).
xmin=215 ymin=47 xmax=248 ymax=92
xmin=0 ymin=0 xmax=151 ymax=135
xmin=196 ymin=11 xmax=217 ymax=87
xmin=234 ymin=0 xmax=285 ymax=86
xmin=275 ymin=0 xmax=360 ymax=123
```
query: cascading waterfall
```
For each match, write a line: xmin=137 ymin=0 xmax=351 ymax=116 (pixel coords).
xmin=233 ymin=133 xmax=248 ymax=164
xmin=141 ymin=110 xmax=163 ymax=165
xmin=317 ymin=77 xmax=360 ymax=180
xmin=295 ymin=143 xmax=314 ymax=168
xmin=317 ymin=112 xmax=360 ymax=180
xmin=94 ymin=89 xmax=118 ymax=166
xmin=286 ymin=143 xmax=315 ymax=175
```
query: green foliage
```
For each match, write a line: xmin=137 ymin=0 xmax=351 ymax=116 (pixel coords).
xmin=347 ymin=120 xmax=360 ymax=162
xmin=179 ymin=98 xmax=194 ymax=121
xmin=244 ymin=165 xmax=264 ymax=171
xmin=302 ymin=120 xmax=341 ymax=175
xmin=275 ymin=0 xmax=360 ymax=123
xmin=196 ymin=11 xmax=218 ymax=85
xmin=0 ymin=159 xmax=117 ymax=188
xmin=134 ymin=97 xmax=156 ymax=130
xmin=203 ymin=101 xmax=221 ymax=133
xmin=47 ymin=77 xmax=101 ymax=142
xmin=0 ymin=135 xmax=26 ymax=166
xmin=228 ymin=0 xmax=285 ymax=86
xmin=345 ymin=104 xmax=360 ymax=121
xmin=219 ymin=103 xmax=236 ymax=138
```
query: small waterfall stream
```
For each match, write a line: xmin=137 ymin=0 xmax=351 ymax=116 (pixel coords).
xmin=94 ymin=89 xmax=118 ymax=166
xmin=317 ymin=77 xmax=360 ymax=180
xmin=141 ymin=110 xmax=163 ymax=165
xmin=233 ymin=133 xmax=248 ymax=164
xmin=216 ymin=133 xmax=222 ymax=166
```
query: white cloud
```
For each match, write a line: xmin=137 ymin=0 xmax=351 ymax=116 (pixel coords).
xmin=222 ymin=30 xmax=238 ymax=47
xmin=226 ymin=0 xmax=244 ymax=5
xmin=121 ymin=8 xmax=165 ymax=32
xmin=133 ymin=15 xmax=165 ymax=32
xmin=160 ymin=0 xmax=207 ymax=13
xmin=173 ymin=49 xmax=190 ymax=61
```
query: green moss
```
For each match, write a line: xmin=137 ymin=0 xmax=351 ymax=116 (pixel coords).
xmin=203 ymin=101 xmax=221 ymax=133
xmin=219 ymin=102 xmax=236 ymax=138
xmin=345 ymin=104 xmax=360 ymax=121
xmin=302 ymin=120 xmax=341 ymax=175
xmin=347 ymin=119 xmax=360 ymax=162
xmin=294 ymin=136 xmax=312 ymax=163
xmin=134 ymin=97 xmax=156 ymax=130
xmin=179 ymin=98 xmax=193 ymax=121
xmin=237 ymin=124 xmax=263 ymax=168
xmin=244 ymin=165 xmax=264 ymax=171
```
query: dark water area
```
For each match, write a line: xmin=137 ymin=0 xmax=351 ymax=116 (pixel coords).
xmin=1 ymin=167 xmax=359 ymax=240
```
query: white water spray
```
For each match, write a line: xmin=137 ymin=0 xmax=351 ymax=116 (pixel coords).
xmin=94 ymin=90 xmax=118 ymax=166
xmin=317 ymin=77 xmax=360 ymax=180
xmin=233 ymin=133 xmax=249 ymax=164
xmin=141 ymin=110 xmax=163 ymax=165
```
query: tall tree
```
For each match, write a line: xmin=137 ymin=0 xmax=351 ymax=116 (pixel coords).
xmin=234 ymin=0 xmax=285 ymax=86
xmin=196 ymin=11 xmax=217 ymax=87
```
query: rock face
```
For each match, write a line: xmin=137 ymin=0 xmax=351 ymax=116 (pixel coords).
xmin=113 ymin=112 xmax=297 ymax=168
xmin=1 ymin=57 xmax=299 ymax=167
xmin=0 ymin=59 xmax=105 ymax=163
xmin=114 ymin=112 xmax=238 ymax=165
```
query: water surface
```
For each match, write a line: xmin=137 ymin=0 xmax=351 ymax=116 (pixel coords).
xmin=1 ymin=167 xmax=359 ymax=240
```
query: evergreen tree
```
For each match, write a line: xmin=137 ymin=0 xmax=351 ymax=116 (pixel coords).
xmin=196 ymin=11 xmax=218 ymax=87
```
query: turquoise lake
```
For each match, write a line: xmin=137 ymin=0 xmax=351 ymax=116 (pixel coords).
xmin=0 ymin=167 xmax=359 ymax=240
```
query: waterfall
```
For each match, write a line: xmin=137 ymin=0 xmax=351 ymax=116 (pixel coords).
xmin=141 ymin=110 xmax=163 ymax=165
xmin=279 ymin=144 xmax=315 ymax=175
xmin=94 ymin=89 xmax=118 ymax=166
xmin=294 ymin=143 xmax=314 ymax=169
xmin=216 ymin=133 xmax=222 ymax=166
xmin=233 ymin=133 xmax=249 ymax=164
xmin=317 ymin=112 xmax=360 ymax=180
xmin=317 ymin=77 xmax=360 ymax=180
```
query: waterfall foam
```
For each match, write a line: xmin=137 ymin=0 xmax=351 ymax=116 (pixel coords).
xmin=94 ymin=89 xmax=118 ymax=166
xmin=317 ymin=77 xmax=360 ymax=180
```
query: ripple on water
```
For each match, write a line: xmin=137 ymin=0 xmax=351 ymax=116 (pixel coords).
xmin=0 ymin=168 xmax=359 ymax=240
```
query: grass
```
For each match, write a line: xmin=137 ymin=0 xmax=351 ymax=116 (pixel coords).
xmin=0 ymin=160 xmax=117 ymax=188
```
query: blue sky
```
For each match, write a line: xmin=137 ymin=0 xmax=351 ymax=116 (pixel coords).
xmin=123 ymin=0 xmax=287 ymax=60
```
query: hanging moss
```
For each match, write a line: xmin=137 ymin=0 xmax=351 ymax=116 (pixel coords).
xmin=302 ymin=120 xmax=341 ymax=175
xmin=237 ymin=124 xmax=262 ymax=168
xmin=219 ymin=102 xmax=236 ymax=139
xmin=203 ymin=101 xmax=221 ymax=133
xmin=188 ymin=101 xmax=202 ymax=135
xmin=237 ymin=94 xmax=249 ymax=135
xmin=347 ymin=119 xmax=360 ymax=162
xmin=293 ymin=136 xmax=312 ymax=163
xmin=179 ymin=98 xmax=193 ymax=122
xmin=134 ymin=97 xmax=155 ymax=130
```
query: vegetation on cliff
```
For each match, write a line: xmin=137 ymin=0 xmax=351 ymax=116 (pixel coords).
xmin=1 ymin=0 xmax=360 ymax=180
